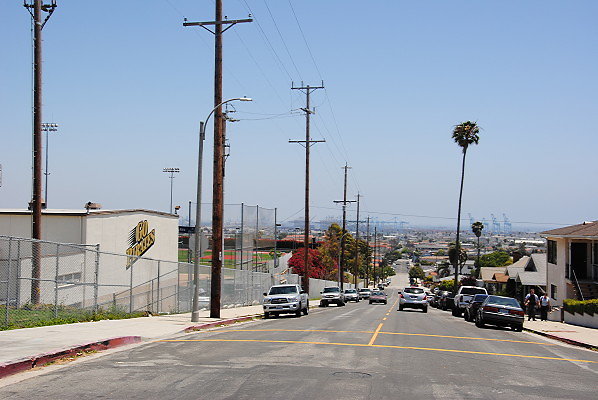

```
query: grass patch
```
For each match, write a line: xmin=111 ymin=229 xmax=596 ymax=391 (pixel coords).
xmin=0 ymin=304 xmax=147 ymax=331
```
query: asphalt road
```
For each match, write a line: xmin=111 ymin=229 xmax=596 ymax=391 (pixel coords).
xmin=1 ymin=273 xmax=597 ymax=399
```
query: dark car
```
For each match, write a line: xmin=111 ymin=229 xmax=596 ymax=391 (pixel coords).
xmin=475 ymin=295 xmax=524 ymax=331
xmin=463 ymin=294 xmax=489 ymax=322
xmin=437 ymin=291 xmax=451 ymax=310
xmin=369 ymin=291 xmax=388 ymax=304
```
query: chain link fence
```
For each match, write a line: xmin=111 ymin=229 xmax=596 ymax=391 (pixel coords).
xmin=0 ymin=235 xmax=300 ymax=329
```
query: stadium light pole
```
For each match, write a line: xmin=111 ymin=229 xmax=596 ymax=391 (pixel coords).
xmin=191 ymin=97 xmax=252 ymax=322
xmin=41 ymin=122 xmax=58 ymax=207
xmin=162 ymin=167 xmax=180 ymax=214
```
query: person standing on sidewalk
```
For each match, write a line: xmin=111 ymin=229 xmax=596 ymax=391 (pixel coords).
xmin=524 ymin=289 xmax=539 ymax=321
xmin=539 ymin=292 xmax=550 ymax=321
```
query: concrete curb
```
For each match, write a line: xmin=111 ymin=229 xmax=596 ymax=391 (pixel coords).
xmin=523 ymin=327 xmax=597 ymax=351
xmin=183 ymin=314 xmax=263 ymax=333
xmin=0 ymin=336 xmax=141 ymax=380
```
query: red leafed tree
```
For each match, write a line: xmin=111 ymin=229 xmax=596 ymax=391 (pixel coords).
xmin=288 ymin=248 xmax=327 ymax=279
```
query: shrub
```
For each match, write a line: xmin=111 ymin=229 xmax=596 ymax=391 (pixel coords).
xmin=563 ymin=299 xmax=598 ymax=316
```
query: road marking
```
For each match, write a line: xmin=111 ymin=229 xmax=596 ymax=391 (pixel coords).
xmin=212 ymin=328 xmax=555 ymax=346
xmin=383 ymin=317 xmax=387 ymax=321
xmin=156 ymin=338 xmax=598 ymax=364
xmin=368 ymin=323 xmax=384 ymax=346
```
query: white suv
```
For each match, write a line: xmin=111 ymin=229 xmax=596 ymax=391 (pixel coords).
xmin=399 ymin=287 xmax=428 ymax=313
xmin=263 ymin=284 xmax=309 ymax=318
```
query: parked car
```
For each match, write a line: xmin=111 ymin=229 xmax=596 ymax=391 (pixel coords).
xmin=320 ymin=286 xmax=345 ymax=307
xmin=436 ymin=291 xmax=451 ymax=310
xmin=358 ymin=288 xmax=372 ymax=300
xmin=453 ymin=286 xmax=488 ymax=317
xmin=463 ymin=294 xmax=489 ymax=322
xmin=398 ymin=287 xmax=428 ymax=313
xmin=369 ymin=291 xmax=388 ymax=304
xmin=262 ymin=284 xmax=309 ymax=318
xmin=343 ymin=288 xmax=360 ymax=302
xmin=475 ymin=295 xmax=524 ymax=331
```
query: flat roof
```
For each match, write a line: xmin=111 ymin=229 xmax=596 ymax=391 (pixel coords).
xmin=0 ymin=209 xmax=178 ymax=218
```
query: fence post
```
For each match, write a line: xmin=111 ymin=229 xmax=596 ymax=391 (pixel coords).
xmin=54 ymin=243 xmax=60 ymax=318
xmin=16 ymin=240 xmax=21 ymax=308
xmin=82 ymin=245 xmax=87 ymax=308
xmin=175 ymin=263 xmax=180 ymax=313
xmin=5 ymin=238 xmax=12 ymax=327
xmin=157 ymin=261 xmax=161 ymax=314
xmin=240 ymin=203 xmax=244 ymax=270
xmin=129 ymin=261 xmax=134 ymax=313
xmin=94 ymin=244 xmax=100 ymax=313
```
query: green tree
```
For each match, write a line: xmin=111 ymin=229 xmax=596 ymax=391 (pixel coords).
xmin=409 ymin=265 xmax=425 ymax=281
xmin=438 ymin=279 xmax=455 ymax=291
xmin=451 ymin=121 xmax=480 ymax=293
xmin=478 ymin=251 xmax=512 ymax=269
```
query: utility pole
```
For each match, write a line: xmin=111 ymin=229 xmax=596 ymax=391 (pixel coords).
xmin=24 ymin=0 xmax=57 ymax=304
xmin=183 ymin=2 xmax=252 ymax=319
xmin=366 ymin=217 xmax=370 ymax=287
xmin=333 ymin=164 xmax=355 ymax=290
xmin=374 ymin=226 xmax=378 ymax=285
xmin=353 ymin=193 xmax=361 ymax=287
xmin=289 ymin=81 xmax=324 ymax=293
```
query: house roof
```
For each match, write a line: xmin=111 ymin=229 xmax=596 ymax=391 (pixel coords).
xmin=541 ymin=221 xmax=598 ymax=238
xmin=507 ymin=256 xmax=529 ymax=277
xmin=0 ymin=209 xmax=178 ymax=218
xmin=514 ymin=254 xmax=547 ymax=286
xmin=493 ymin=273 xmax=509 ymax=283
xmin=480 ymin=267 xmax=507 ymax=282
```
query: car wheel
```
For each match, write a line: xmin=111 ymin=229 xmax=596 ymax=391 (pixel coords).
xmin=512 ymin=324 xmax=523 ymax=332
xmin=369 ymin=300 xmax=372 ymax=304
xmin=399 ymin=305 xmax=403 ymax=311
xmin=423 ymin=307 xmax=428 ymax=313
xmin=303 ymin=301 xmax=309 ymax=315
xmin=475 ymin=315 xmax=485 ymax=328
xmin=264 ymin=312 xmax=270 ymax=319
xmin=463 ymin=311 xmax=469 ymax=321
xmin=295 ymin=304 xmax=302 ymax=317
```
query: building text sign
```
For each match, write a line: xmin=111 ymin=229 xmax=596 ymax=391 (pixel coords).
xmin=126 ymin=220 xmax=156 ymax=268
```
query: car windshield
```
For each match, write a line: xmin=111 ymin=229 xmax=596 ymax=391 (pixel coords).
xmin=403 ymin=288 xmax=424 ymax=294
xmin=473 ymin=294 xmax=489 ymax=302
xmin=461 ymin=287 xmax=486 ymax=295
xmin=323 ymin=287 xmax=340 ymax=293
xmin=372 ymin=291 xmax=384 ymax=296
xmin=487 ymin=296 xmax=521 ymax=308
xmin=344 ymin=289 xmax=356 ymax=293
xmin=268 ymin=286 xmax=298 ymax=295
xmin=359 ymin=289 xmax=371 ymax=292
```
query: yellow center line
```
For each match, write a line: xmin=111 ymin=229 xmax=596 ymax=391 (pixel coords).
xmin=194 ymin=328 xmax=556 ymax=346
xmin=155 ymin=338 xmax=598 ymax=364
xmin=383 ymin=317 xmax=387 ymax=321
xmin=368 ymin=323 xmax=384 ymax=346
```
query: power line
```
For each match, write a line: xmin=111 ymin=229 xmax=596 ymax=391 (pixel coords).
xmin=263 ymin=0 xmax=303 ymax=81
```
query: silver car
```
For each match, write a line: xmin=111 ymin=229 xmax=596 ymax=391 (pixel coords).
xmin=320 ymin=286 xmax=345 ymax=307
xmin=343 ymin=289 xmax=360 ymax=302
xmin=398 ymin=287 xmax=428 ymax=313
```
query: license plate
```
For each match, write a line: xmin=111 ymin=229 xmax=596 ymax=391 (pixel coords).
xmin=499 ymin=309 xmax=509 ymax=314
xmin=276 ymin=306 xmax=283 ymax=309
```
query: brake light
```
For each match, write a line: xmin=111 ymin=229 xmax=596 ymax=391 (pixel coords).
xmin=423 ymin=295 xmax=427 ymax=300
xmin=399 ymin=294 xmax=404 ymax=298
xmin=483 ymin=306 xmax=499 ymax=313
xmin=509 ymin=309 xmax=524 ymax=316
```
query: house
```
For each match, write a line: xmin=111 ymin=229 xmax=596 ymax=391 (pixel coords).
xmin=541 ymin=221 xmax=598 ymax=306
xmin=480 ymin=254 xmax=546 ymax=302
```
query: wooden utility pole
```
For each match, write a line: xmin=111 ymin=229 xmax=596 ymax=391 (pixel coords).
xmin=366 ymin=217 xmax=370 ymax=287
xmin=183 ymin=1 xmax=252 ymax=318
xmin=374 ymin=226 xmax=378 ymax=285
xmin=289 ymin=82 xmax=324 ymax=293
xmin=334 ymin=164 xmax=355 ymax=290
xmin=353 ymin=193 xmax=361 ymax=287
xmin=24 ymin=0 xmax=57 ymax=304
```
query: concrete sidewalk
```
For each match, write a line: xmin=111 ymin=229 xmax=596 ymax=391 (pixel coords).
xmin=0 ymin=305 xmax=265 ymax=377
xmin=524 ymin=319 xmax=598 ymax=350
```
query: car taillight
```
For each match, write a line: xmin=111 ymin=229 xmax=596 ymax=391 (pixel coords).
xmin=483 ymin=306 xmax=499 ymax=313
xmin=399 ymin=294 xmax=404 ymax=298
xmin=423 ymin=295 xmax=427 ymax=300
xmin=509 ymin=309 xmax=524 ymax=316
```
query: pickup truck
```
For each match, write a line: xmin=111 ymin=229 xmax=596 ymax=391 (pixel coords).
xmin=452 ymin=286 xmax=488 ymax=317
xmin=262 ymin=284 xmax=309 ymax=318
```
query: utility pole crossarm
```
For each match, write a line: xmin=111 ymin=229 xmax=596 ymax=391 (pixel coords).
xmin=183 ymin=18 xmax=253 ymax=34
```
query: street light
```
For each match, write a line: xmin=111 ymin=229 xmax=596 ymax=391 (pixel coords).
xmin=162 ymin=167 xmax=180 ymax=214
xmin=41 ymin=122 xmax=58 ymax=207
xmin=191 ymin=97 xmax=252 ymax=322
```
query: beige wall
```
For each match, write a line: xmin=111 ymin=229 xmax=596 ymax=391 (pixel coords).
xmin=0 ymin=214 xmax=83 ymax=243
xmin=546 ymin=237 xmax=567 ymax=306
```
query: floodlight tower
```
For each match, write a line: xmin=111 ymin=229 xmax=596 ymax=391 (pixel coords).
xmin=163 ymin=167 xmax=180 ymax=214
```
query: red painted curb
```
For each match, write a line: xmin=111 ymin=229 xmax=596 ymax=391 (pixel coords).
xmin=0 ymin=336 xmax=141 ymax=380
xmin=523 ymin=328 xmax=597 ymax=351
xmin=184 ymin=315 xmax=261 ymax=333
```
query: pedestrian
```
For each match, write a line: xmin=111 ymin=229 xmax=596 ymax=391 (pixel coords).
xmin=524 ymin=288 xmax=539 ymax=321
xmin=539 ymin=292 xmax=550 ymax=321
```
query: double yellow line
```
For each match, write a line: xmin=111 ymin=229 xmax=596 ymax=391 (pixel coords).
xmin=367 ymin=296 xmax=399 ymax=346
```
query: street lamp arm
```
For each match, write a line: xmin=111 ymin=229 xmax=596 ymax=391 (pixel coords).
xmin=202 ymin=97 xmax=252 ymax=133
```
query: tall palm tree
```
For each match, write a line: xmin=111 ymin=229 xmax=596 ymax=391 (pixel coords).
xmin=472 ymin=221 xmax=484 ymax=277
xmin=451 ymin=121 xmax=480 ymax=295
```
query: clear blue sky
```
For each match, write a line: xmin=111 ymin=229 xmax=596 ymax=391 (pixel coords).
xmin=1 ymin=1 xmax=597 ymax=231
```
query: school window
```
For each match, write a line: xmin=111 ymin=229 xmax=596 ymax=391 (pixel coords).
xmin=550 ymin=284 xmax=557 ymax=300
xmin=57 ymin=272 xmax=82 ymax=287
xmin=547 ymin=240 xmax=557 ymax=264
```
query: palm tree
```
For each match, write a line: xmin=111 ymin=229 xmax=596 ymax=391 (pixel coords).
xmin=451 ymin=121 xmax=480 ymax=294
xmin=472 ymin=221 xmax=484 ymax=277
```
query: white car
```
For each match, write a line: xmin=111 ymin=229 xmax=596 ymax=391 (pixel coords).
xmin=398 ymin=287 xmax=428 ymax=313
xmin=263 ymin=284 xmax=309 ymax=318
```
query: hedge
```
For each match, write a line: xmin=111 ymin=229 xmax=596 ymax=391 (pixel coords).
xmin=563 ymin=299 xmax=598 ymax=316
